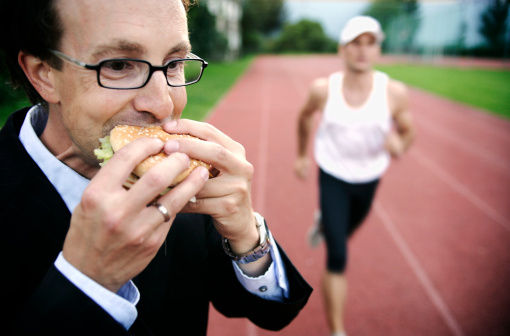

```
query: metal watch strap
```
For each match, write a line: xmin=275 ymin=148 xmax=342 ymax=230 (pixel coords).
xmin=222 ymin=212 xmax=272 ymax=264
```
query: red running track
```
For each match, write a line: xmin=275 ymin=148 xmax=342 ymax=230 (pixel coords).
xmin=202 ymin=55 xmax=510 ymax=336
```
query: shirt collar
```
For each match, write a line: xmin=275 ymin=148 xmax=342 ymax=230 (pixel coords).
xmin=18 ymin=105 xmax=89 ymax=213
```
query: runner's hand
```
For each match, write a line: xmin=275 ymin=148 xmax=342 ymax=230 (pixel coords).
xmin=294 ymin=156 xmax=310 ymax=179
xmin=385 ymin=131 xmax=405 ymax=158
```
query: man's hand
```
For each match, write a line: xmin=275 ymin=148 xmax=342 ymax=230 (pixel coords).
xmin=63 ymin=136 xmax=209 ymax=292
xmin=162 ymin=119 xmax=261 ymax=261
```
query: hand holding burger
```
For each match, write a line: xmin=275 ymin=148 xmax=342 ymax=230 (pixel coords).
xmin=71 ymin=118 xmax=269 ymax=287
xmin=161 ymin=119 xmax=269 ymax=272
xmin=95 ymin=125 xmax=217 ymax=190
xmin=65 ymin=124 xmax=213 ymax=292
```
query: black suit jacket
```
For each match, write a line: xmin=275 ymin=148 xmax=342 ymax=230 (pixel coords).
xmin=0 ymin=108 xmax=312 ymax=335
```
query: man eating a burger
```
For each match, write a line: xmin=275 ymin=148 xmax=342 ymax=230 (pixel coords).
xmin=0 ymin=0 xmax=312 ymax=335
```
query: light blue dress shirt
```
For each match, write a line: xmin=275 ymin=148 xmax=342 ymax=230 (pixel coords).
xmin=18 ymin=105 xmax=289 ymax=330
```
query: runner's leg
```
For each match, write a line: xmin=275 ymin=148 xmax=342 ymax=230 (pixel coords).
xmin=347 ymin=179 xmax=380 ymax=237
xmin=319 ymin=169 xmax=350 ymax=334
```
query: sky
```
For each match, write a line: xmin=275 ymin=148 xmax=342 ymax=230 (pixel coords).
xmin=284 ymin=0 xmax=491 ymax=49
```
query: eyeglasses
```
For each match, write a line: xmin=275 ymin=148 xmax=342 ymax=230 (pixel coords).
xmin=49 ymin=49 xmax=208 ymax=90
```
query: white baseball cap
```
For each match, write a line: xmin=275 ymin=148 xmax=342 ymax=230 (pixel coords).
xmin=339 ymin=15 xmax=385 ymax=45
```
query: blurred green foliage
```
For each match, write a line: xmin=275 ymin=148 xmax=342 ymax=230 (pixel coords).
xmin=363 ymin=0 xmax=421 ymax=53
xmin=269 ymin=19 xmax=337 ymax=53
xmin=188 ymin=3 xmax=228 ymax=60
xmin=240 ymin=0 xmax=336 ymax=54
xmin=241 ymin=0 xmax=285 ymax=53
xmin=376 ymin=64 xmax=510 ymax=119
xmin=0 ymin=51 xmax=30 ymax=126
xmin=478 ymin=0 xmax=510 ymax=58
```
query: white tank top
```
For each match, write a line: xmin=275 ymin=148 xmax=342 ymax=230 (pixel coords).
xmin=314 ymin=71 xmax=392 ymax=183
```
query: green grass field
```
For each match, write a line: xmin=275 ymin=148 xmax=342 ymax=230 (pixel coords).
xmin=375 ymin=64 xmax=510 ymax=119
xmin=182 ymin=55 xmax=254 ymax=121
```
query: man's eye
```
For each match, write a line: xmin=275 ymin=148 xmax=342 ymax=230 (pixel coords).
xmin=167 ymin=61 xmax=180 ymax=70
xmin=104 ymin=60 xmax=131 ymax=71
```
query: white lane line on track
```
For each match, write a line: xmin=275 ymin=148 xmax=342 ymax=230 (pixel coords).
xmin=245 ymin=60 xmax=273 ymax=336
xmin=411 ymin=89 xmax=510 ymax=144
xmin=375 ymin=203 xmax=465 ymax=336
xmin=254 ymin=66 xmax=271 ymax=215
xmin=410 ymin=150 xmax=510 ymax=231
xmin=416 ymin=117 xmax=510 ymax=174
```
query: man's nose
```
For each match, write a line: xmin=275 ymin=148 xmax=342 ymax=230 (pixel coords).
xmin=132 ymin=70 xmax=174 ymax=121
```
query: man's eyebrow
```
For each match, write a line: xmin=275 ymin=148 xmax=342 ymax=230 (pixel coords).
xmin=167 ymin=41 xmax=192 ymax=56
xmin=91 ymin=40 xmax=146 ymax=59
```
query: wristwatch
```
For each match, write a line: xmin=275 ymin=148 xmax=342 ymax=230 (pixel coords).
xmin=222 ymin=212 xmax=272 ymax=264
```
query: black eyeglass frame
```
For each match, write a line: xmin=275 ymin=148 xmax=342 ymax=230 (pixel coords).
xmin=49 ymin=49 xmax=208 ymax=90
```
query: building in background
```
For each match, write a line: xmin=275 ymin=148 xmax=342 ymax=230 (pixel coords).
xmin=205 ymin=0 xmax=242 ymax=60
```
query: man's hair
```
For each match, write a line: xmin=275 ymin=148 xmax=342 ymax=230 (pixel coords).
xmin=0 ymin=0 xmax=194 ymax=105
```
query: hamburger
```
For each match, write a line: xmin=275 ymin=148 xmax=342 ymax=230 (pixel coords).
xmin=94 ymin=125 xmax=216 ymax=190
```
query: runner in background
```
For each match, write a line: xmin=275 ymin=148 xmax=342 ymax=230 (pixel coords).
xmin=294 ymin=16 xmax=415 ymax=336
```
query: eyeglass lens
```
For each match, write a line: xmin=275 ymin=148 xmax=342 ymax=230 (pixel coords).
xmin=99 ymin=59 xmax=203 ymax=89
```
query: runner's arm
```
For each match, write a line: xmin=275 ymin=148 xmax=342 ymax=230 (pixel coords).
xmin=295 ymin=78 xmax=327 ymax=179
xmin=297 ymin=78 xmax=327 ymax=158
xmin=387 ymin=80 xmax=415 ymax=157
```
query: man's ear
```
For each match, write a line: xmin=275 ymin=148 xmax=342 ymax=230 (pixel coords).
xmin=18 ymin=51 xmax=60 ymax=104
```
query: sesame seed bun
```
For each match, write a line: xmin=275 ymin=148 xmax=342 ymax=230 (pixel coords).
xmin=110 ymin=125 xmax=214 ymax=187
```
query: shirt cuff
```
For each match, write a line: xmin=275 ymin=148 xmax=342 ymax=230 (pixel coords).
xmin=232 ymin=231 xmax=290 ymax=301
xmin=54 ymin=252 xmax=139 ymax=330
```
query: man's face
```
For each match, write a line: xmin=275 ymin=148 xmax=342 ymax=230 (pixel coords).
xmin=51 ymin=0 xmax=189 ymax=164
xmin=341 ymin=33 xmax=381 ymax=73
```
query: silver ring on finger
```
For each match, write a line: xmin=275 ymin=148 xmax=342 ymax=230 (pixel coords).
xmin=152 ymin=202 xmax=171 ymax=222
